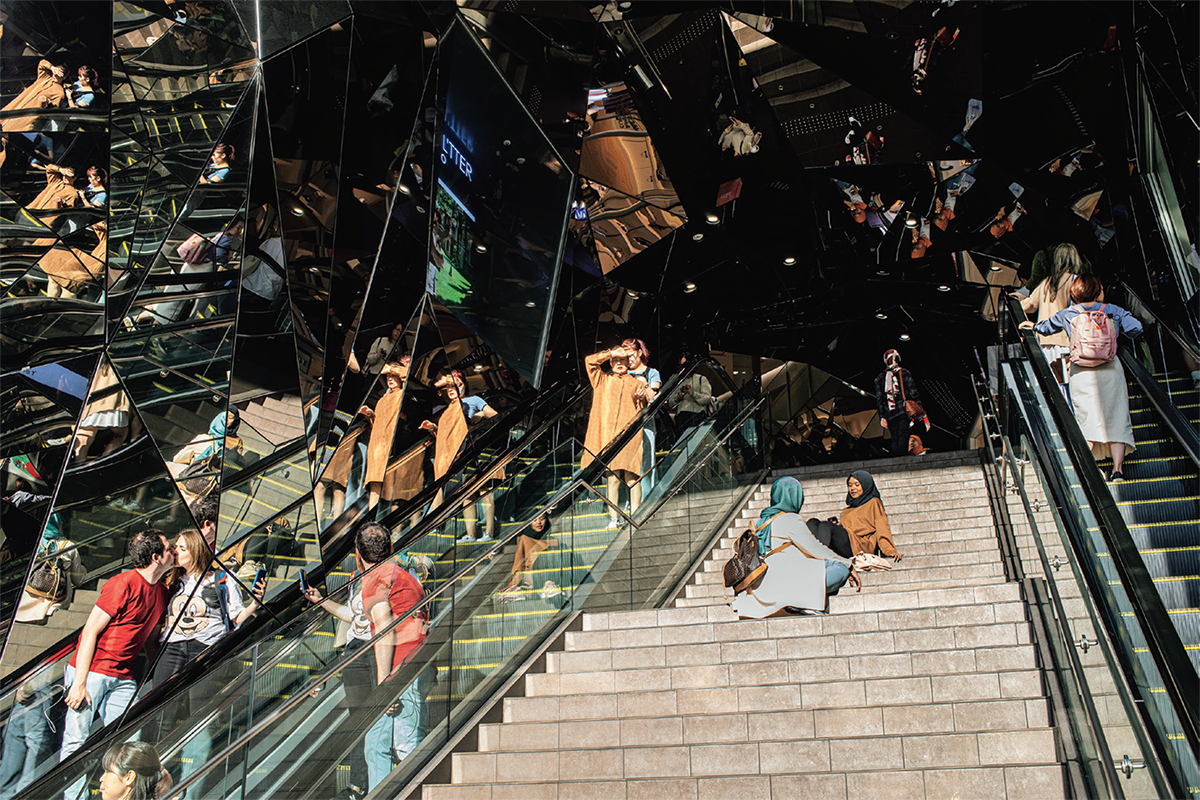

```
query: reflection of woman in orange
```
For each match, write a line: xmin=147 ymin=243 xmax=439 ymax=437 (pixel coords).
xmin=420 ymin=371 xmax=499 ymax=541
xmin=40 ymin=220 xmax=106 ymax=299
xmin=27 ymin=164 xmax=81 ymax=238
xmin=581 ymin=346 xmax=645 ymax=528
xmin=359 ymin=360 xmax=408 ymax=509
xmin=1 ymin=60 xmax=68 ymax=132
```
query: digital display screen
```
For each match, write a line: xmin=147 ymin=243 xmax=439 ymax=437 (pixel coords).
xmin=427 ymin=23 xmax=571 ymax=388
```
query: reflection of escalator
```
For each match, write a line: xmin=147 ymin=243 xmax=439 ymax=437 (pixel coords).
xmin=1110 ymin=364 xmax=1200 ymax=669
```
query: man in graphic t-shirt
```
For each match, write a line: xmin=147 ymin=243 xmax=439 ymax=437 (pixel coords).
xmin=60 ymin=529 xmax=175 ymax=761
xmin=306 ymin=521 xmax=427 ymax=793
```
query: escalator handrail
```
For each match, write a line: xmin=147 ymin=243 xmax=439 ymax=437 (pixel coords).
xmin=1001 ymin=294 xmax=1199 ymax=758
xmin=1115 ymin=279 xmax=1200 ymax=363
xmin=1117 ymin=347 xmax=1200 ymax=466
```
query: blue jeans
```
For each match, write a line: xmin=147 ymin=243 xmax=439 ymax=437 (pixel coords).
xmin=0 ymin=686 xmax=54 ymax=800
xmin=364 ymin=674 xmax=426 ymax=790
xmin=60 ymin=666 xmax=136 ymax=762
xmin=825 ymin=561 xmax=851 ymax=594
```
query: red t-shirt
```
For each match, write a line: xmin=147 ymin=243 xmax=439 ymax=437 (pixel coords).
xmin=362 ymin=561 xmax=426 ymax=672
xmin=70 ymin=570 xmax=168 ymax=679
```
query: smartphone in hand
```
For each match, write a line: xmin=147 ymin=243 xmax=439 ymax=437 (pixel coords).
xmin=298 ymin=569 xmax=309 ymax=594
xmin=253 ymin=567 xmax=267 ymax=596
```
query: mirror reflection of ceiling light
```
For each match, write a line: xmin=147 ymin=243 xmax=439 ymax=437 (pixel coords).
xmin=474 ymin=364 xmax=485 ymax=372
xmin=937 ymin=285 xmax=951 ymax=291
xmin=875 ymin=312 xmax=888 ymax=320
xmin=899 ymin=333 xmax=912 ymax=341
xmin=475 ymin=243 xmax=487 ymax=253
xmin=705 ymin=213 xmax=719 ymax=224
xmin=783 ymin=256 xmax=796 ymax=265
xmin=397 ymin=183 xmax=411 ymax=195
xmin=989 ymin=264 xmax=1002 ymax=272
xmin=525 ymin=301 xmax=536 ymax=308
xmin=692 ymin=232 xmax=704 ymax=242
xmin=905 ymin=212 xmax=918 ymax=228
xmin=684 ymin=282 xmax=697 ymax=293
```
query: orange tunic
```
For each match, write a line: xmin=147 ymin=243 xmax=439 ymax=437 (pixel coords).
xmin=38 ymin=226 xmax=106 ymax=294
xmin=580 ymin=351 xmax=644 ymax=475
xmin=839 ymin=497 xmax=899 ymax=558
xmin=365 ymin=386 xmax=404 ymax=484
xmin=433 ymin=401 xmax=468 ymax=481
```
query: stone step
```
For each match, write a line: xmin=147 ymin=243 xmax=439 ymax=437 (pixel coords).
xmin=444 ymin=727 xmax=1059 ymax=785
xmin=684 ymin=563 xmax=1008 ymax=598
xmin=424 ymin=764 xmax=1066 ymax=800
xmin=480 ymin=696 xmax=1050 ymax=753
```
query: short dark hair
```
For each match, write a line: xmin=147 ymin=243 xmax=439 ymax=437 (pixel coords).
xmin=129 ymin=529 xmax=167 ymax=568
xmin=1070 ymin=275 xmax=1104 ymax=304
xmin=355 ymin=522 xmax=393 ymax=565
xmin=190 ymin=496 xmax=219 ymax=529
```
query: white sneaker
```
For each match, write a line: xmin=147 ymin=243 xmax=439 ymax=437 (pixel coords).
xmin=606 ymin=519 xmax=620 ymax=530
xmin=458 ymin=534 xmax=477 ymax=543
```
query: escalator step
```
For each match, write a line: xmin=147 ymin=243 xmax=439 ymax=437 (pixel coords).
xmin=1113 ymin=497 xmax=1200 ymax=527
xmin=1123 ymin=521 xmax=1200 ymax=551
xmin=1100 ymin=474 xmax=1200 ymax=503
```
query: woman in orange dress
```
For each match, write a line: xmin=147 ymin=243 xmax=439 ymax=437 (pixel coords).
xmin=581 ymin=345 xmax=645 ymax=528
xmin=837 ymin=470 xmax=902 ymax=562
xmin=359 ymin=361 xmax=407 ymax=509
xmin=1 ymin=60 xmax=67 ymax=132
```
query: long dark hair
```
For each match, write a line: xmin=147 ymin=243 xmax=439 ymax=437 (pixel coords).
xmin=101 ymin=742 xmax=171 ymax=800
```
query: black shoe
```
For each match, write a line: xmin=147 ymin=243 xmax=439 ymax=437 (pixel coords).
xmin=1109 ymin=470 xmax=1125 ymax=482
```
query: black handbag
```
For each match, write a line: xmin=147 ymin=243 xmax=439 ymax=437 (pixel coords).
xmin=179 ymin=454 xmax=221 ymax=497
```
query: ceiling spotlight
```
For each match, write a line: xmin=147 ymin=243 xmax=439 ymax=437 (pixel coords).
xmin=684 ymin=282 xmax=697 ymax=293
xmin=937 ymin=285 xmax=951 ymax=292
xmin=525 ymin=301 xmax=536 ymax=308
xmin=618 ymin=0 xmax=632 ymax=8
xmin=415 ymin=205 xmax=427 ymax=214
xmin=705 ymin=213 xmax=719 ymax=225
xmin=875 ymin=312 xmax=888 ymax=320
xmin=397 ymin=183 xmax=411 ymax=196
xmin=904 ymin=212 xmax=918 ymax=228
xmin=989 ymin=264 xmax=1002 ymax=272
xmin=473 ymin=364 xmax=485 ymax=372
xmin=475 ymin=243 xmax=488 ymax=253
xmin=627 ymin=290 xmax=638 ymax=298
xmin=899 ymin=333 xmax=912 ymax=341
xmin=692 ymin=232 xmax=704 ymax=242
xmin=290 ymin=205 xmax=305 ymax=217
xmin=309 ymin=266 xmax=320 ymax=273
xmin=877 ymin=269 xmax=890 ymax=276
xmin=783 ymin=256 xmax=796 ymax=266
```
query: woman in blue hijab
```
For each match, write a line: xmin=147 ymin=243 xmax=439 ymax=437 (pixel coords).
xmin=733 ymin=477 xmax=855 ymax=619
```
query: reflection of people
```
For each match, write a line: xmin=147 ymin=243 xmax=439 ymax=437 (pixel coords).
xmin=77 ymin=166 xmax=108 ymax=208
xmin=0 ymin=60 xmax=68 ymax=132
xmin=198 ymin=143 xmax=234 ymax=184
xmin=360 ymin=361 xmax=409 ymax=509
xmin=837 ymin=471 xmax=903 ymax=561
xmin=365 ymin=323 xmax=405 ymax=375
xmin=668 ymin=352 xmax=712 ymax=432
xmin=498 ymin=514 xmax=553 ymax=596
xmin=73 ymin=360 xmax=133 ymax=464
xmin=0 ymin=667 xmax=58 ymax=800
xmin=874 ymin=350 xmax=925 ymax=456
xmin=304 ymin=522 xmax=428 ymax=793
xmin=98 ymin=742 xmax=172 ymax=800
xmin=41 ymin=220 xmax=107 ymax=299
xmin=1016 ymin=254 xmax=1077 ymax=396
xmin=66 ymin=66 xmax=101 ymax=110
xmin=625 ymin=339 xmax=660 ymax=491
xmin=60 ymin=531 xmax=175 ymax=762
xmin=732 ymin=477 xmax=854 ymax=619
xmin=422 ymin=371 xmax=499 ymax=541
xmin=141 ymin=217 xmax=244 ymax=324
xmin=581 ymin=346 xmax=645 ymax=529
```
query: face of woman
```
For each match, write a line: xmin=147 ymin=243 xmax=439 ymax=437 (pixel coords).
xmin=175 ymin=537 xmax=193 ymax=572
xmin=444 ymin=383 xmax=460 ymax=401
xmin=625 ymin=348 xmax=643 ymax=368
xmin=611 ymin=356 xmax=629 ymax=375
xmin=385 ymin=374 xmax=402 ymax=391
xmin=99 ymin=766 xmax=133 ymax=800
xmin=390 ymin=325 xmax=404 ymax=341
xmin=89 ymin=173 xmax=103 ymax=187
xmin=847 ymin=477 xmax=863 ymax=498
xmin=531 ymin=516 xmax=547 ymax=532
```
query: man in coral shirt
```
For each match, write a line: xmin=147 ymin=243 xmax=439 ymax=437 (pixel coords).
xmin=60 ymin=529 xmax=175 ymax=761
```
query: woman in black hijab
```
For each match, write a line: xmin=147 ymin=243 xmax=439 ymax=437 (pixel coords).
xmin=837 ymin=470 xmax=902 ymax=561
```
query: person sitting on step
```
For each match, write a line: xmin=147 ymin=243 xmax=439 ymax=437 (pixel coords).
xmin=833 ymin=470 xmax=903 ymax=563
xmin=498 ymin=513 xmax=554 ymax=597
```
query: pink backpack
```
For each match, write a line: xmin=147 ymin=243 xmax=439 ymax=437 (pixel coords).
xmin=176 ymin=232 xmax=211 ymax=264
xmin=1067 ymin=304 xmax=1118 ymax=367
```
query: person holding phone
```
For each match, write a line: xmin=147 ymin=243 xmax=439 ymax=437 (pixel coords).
xmin=304 ymin=522 xmax=427 ymax=793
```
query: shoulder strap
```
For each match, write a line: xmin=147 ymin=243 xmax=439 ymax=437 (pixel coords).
xmin=752 ymin=512 xmax=785 ymax=533
xmin=214 ymin=571 xmax=233 ymax=632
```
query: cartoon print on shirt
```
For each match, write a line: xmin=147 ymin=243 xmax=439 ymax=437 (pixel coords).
xmin=349 ymin=588 xmax=372 ymax=639
xmin=167 ymin=586 xmax=215 ymax=637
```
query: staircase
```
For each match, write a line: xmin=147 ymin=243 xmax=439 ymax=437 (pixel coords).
xmin=421 ymin=450 xmax=1069 ymax=799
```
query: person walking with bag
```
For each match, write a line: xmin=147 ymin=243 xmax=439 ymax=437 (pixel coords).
xmin=874 ymin=349 xmax=927 ymax=456
xmin=1021 ymin=276 xmax=1142 ymax=480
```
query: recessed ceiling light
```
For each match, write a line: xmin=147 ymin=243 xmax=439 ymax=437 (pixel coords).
xmin=899 ymin=333 xmax=912 ymax=341
xmin=877 ymin=270 xmax=890 ymax=276
xmin=989 ymin=264 xmax=1002 ymax=272
xmin=474 ymin=364 xmax=484 ymax=372
xmin=415 ymin=205 xmax=427 ymax=213
xmin=783 ymin=256 xmax=796 ymax=265
xmin=875 ymin=312 xmax=888 ymax=320
xmin=692 ymin=232 xmax=704 ymax=242
xmin=290 ymin=205 xmax=305 ymax=217
xmin=475 ymin=243 xmax=487 ymax=253
xmin=684 ymin=282 xmax=697 ymax=293
xmin=525 ymin=301 xmax=536 ymax=308
xmin=397 ymin=183 xmax=411 ymax=195
xmin=627 ymin=290 xmax=638 ymax=298
xmin=937 ymin=285 xmax=951 ymax=292
xmin=309 ymin=266 xmax=320 ymax=273
xmin=904 ymin=213 xmax=918 ymax=228
xmin=705 ymin=213 xmax=719 ymax=225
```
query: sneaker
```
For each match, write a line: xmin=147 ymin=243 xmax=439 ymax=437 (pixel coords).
xmin=541 ymin=581 xmax=562 ymax=600
xmin=476 ymin=534 xmax=495 ymax=542
xmin=1110 ymin=471 xmax=1125 ymax=482
xmin=457 ymin=533 xmax=477 ymax=543
xmin=606 ymin=518 xmax=620 ymax=530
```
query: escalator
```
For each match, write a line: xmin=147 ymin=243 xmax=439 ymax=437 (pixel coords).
xmin=17 ymin=358 xmax=759 ymax=799
xmin=995 ymin=292 xmax=1199 ymax=795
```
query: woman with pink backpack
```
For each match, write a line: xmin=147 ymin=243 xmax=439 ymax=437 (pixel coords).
xmin=1020 ymin=276 xmax=1143 ymax=481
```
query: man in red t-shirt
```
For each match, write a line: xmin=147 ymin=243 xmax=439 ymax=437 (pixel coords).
xmin=305 ymin=521 xmax=427 ymax=792
xmin=60 ymin=529 xmax=175 ymax=761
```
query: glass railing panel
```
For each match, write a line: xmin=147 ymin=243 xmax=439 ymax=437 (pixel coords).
xmin=1005 ymin=359 xmax=1200 ymax=794
xmin=216 ymin=446 xmax=313 ymax=552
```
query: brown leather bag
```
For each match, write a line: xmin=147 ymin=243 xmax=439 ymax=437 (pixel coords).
xmin=724 ymin=530 xmax=768 ymax=595
xmin=901 ymin=375 xmax=925 ymax=420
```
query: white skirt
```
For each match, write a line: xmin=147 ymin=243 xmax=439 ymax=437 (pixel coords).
xmin=79 ymin=410 xmax=129 ymax=429
xmin=731 ymin=535 xmax=827 ymax=618
xmin=1069 ymin=359 xmax=1135 ymax=459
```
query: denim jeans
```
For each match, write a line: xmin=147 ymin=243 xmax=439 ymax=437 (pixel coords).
xmin=825 ymin=560 xmax=851 ymax=594
xmin=364 ymin=673 xmax=426 ymax=790
xmin=0 ymin=686 xmax=54 ymax=800
xmin=60 ymin=666 xmax=136 ymax=762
